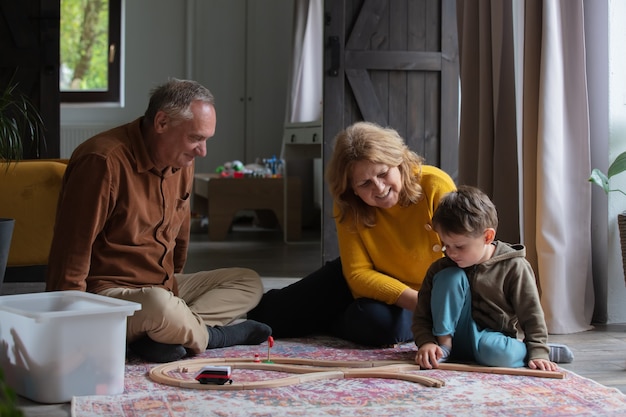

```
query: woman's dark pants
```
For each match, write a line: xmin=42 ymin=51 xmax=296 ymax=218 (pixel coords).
xmin=248 ymin=257 xmax=414 ymax=346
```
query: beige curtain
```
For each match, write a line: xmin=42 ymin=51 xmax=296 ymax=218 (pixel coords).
xmin=457 ymin=0 xmax=594 ymax=333
xmin=521 ymin=0 xmax=593 ymax=333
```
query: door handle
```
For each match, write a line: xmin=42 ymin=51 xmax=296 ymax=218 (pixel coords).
xmin=328 ymin=36 xmax=340 ymax=77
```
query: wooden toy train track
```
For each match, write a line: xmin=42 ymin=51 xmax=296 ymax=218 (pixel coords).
xmin=149 ymin=357 xmax=565 ymax=391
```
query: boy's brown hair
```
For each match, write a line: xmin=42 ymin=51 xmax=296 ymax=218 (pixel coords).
xmin=432 ymin=185 xmax=498 ymax=237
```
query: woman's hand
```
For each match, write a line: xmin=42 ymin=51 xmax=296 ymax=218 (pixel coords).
xmin=415 ymin=343 xmax=443 ymax=369
xmin=396 ymin=288 xmax=418 ymax=311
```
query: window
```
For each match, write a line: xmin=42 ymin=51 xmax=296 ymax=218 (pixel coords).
xmin=60 ymin=0 xmax=121 ymax=103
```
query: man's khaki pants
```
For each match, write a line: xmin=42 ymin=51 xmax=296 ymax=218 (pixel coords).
xmin=99 ymin=268 xmax=263 ymax=353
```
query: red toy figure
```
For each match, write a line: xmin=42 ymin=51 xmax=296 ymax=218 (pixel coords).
xmin=264 ymin=336 xmax=274 ymax=363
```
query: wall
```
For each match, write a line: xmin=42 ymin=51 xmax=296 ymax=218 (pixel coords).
xmin=189 ymin=0 xmax=293 ymax=174
xmin=586 ymin=0 xmax=610 ymax=323
xmin=606 ymin=0 xmax=626 ymax=322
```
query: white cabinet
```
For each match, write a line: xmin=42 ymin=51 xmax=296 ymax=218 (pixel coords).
xmin=191 ymin=0 xmax=294 ymax=174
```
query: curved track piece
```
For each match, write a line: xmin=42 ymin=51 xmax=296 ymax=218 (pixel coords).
xmin=149 ymin=357 xmax=445 ymax=390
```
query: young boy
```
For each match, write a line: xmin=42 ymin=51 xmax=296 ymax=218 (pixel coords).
xmin=412 ymin=185 xmax=572 ymax=371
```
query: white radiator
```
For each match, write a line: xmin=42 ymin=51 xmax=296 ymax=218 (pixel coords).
xmin=60 ymin=125 xmax=112 ymax=158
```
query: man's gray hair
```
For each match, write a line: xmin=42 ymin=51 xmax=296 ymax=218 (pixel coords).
xmin=144 ymin=78 xmax=215 ymax=123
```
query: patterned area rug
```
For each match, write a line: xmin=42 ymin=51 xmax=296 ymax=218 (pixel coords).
xmin=72 ymin=336 xmax=626 ymax=417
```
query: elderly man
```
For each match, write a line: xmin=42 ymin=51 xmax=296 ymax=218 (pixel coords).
xmin=47 ymin=79 xmax=271 ymax=363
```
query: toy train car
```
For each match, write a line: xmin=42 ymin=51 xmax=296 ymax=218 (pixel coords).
xmin=194 ymin=365 xmax=233 ymax=385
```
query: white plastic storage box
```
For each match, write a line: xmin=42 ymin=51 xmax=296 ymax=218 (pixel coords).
xmin=0 ymin=290 xmax=141 ymax=403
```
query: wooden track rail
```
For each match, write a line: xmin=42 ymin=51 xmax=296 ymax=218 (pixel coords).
xmin=149 ymin=357 xmax=565 ymax=391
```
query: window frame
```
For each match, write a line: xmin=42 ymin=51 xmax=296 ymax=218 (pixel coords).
xmin=60 ymin=0 xmax=121 ymax=104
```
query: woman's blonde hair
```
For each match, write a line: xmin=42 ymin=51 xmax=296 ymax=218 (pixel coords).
xmin=325 ymin=121 xmax=424 ymax=228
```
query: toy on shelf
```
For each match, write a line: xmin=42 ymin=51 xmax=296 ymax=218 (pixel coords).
xmin=216 ymin=160 xmax=245 ymax=178
xmin=215 ymin=156 xmax=284 ymax=178
xmin=261 ymin=156 xmax=283 ymax=178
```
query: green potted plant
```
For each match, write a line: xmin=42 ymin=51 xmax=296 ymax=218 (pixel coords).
xmin=589 ymin=151 xmax=626 ymax=280
xmin=0 ymin=74 xmax=46 ymax=289
xmin=0 ymin=75 xmax=45 ymax=163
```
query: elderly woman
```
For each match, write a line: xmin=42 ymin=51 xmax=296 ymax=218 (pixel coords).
xmin=249 ymin=121 xmax=456 ymax=347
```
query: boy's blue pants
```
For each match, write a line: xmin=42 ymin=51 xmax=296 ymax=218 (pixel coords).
xmin=431 ymin=267 xmax=526 ymax=367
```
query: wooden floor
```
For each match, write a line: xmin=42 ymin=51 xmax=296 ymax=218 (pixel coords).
xmin=3 ymin=223 xmax=626 ymax=416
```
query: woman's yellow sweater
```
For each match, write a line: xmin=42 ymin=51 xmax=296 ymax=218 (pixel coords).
xmin=336 ymin=165 xmax=456 ymax=304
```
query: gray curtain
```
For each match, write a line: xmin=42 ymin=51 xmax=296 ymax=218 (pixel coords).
xmin=456 ymin=0 xmax=520 ymax=244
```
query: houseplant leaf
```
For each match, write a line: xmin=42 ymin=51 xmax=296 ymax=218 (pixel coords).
xmin=608 ymin=151 xmax=626 ymax=179
xmin=589 ymin=168 xmax=610 ymax=194
xmin=589 ymin=151 xmax=626 ymax=197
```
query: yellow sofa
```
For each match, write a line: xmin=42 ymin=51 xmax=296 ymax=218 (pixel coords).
xmin=0 ymin=159 xmax=68 ymax=268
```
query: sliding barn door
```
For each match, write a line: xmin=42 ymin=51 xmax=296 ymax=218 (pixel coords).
xmin=322 ymin=0 xmax=459 ymax=261
xmin=0 ymin=0 xmax=60 ymax=159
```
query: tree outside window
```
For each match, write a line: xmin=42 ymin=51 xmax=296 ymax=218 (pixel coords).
xmin=60 ymin=0 xmax=121 ymax=103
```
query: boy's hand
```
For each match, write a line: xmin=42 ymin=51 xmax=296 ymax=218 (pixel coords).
xmin=415 ymin=343 xmax=443 ymax=369
xmin=528 ymin=358 xmax=558 ymax=371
